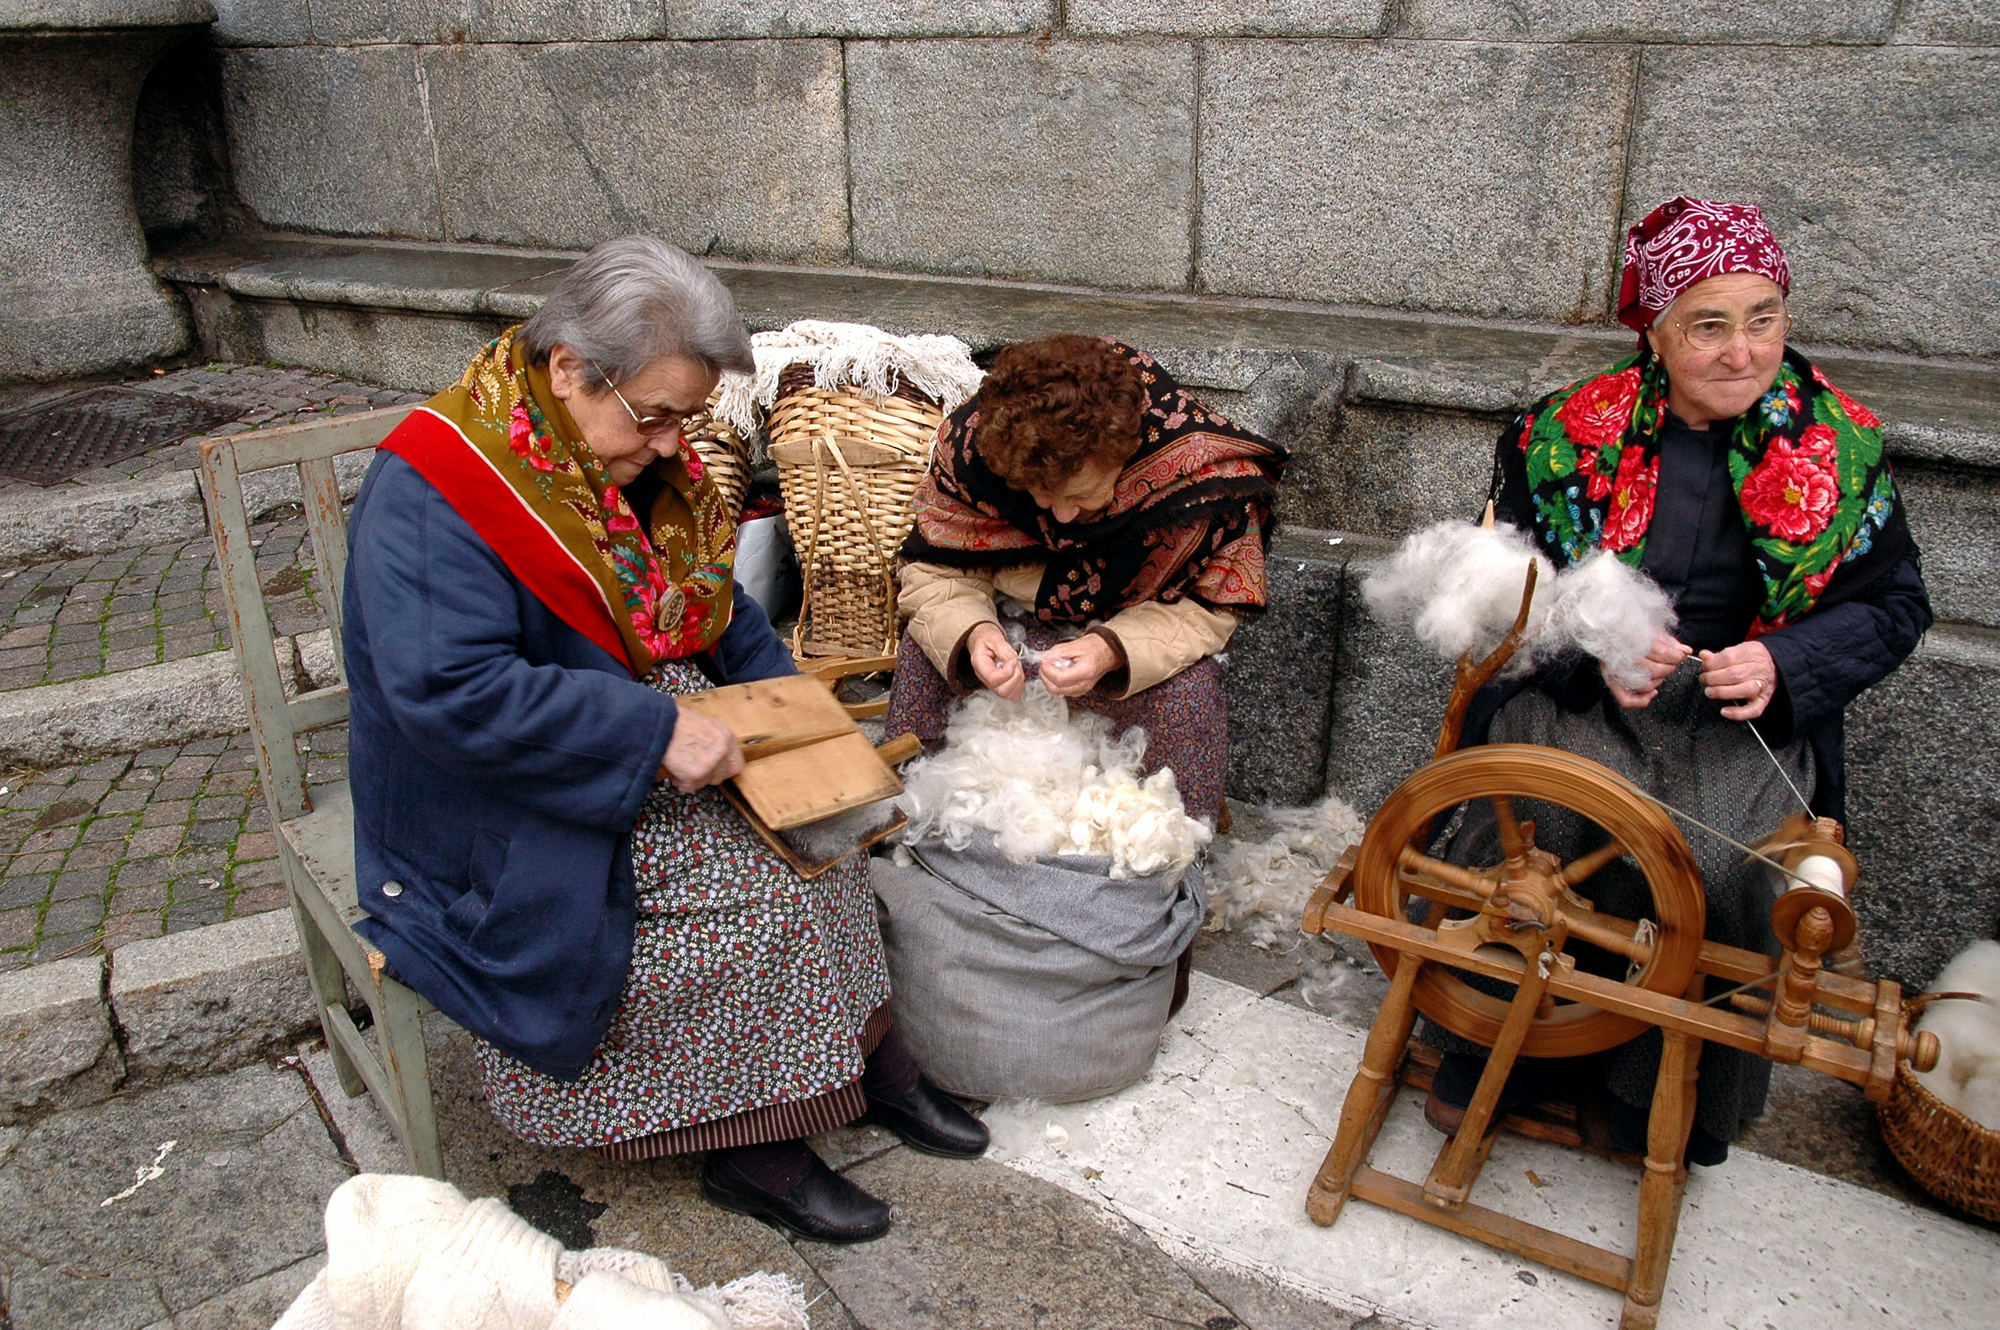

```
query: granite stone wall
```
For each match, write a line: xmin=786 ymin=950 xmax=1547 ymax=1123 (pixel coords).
xmin=201 ymin=0 xmax=2000 ymax=358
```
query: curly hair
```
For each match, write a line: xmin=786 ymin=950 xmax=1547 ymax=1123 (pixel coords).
xmin=973 ymin=334 xmax=1146 ymax=491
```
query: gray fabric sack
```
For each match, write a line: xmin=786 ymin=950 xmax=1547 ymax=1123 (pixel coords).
xmin=870 ymin=835 xmax=1206 ymax=1103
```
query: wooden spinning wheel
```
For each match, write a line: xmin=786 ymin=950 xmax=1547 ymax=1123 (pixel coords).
xmin=1356 ymin=744 xmax=1705 ymax=1060
xmin=1296 ymin=559 xmax=1941 ymax=1330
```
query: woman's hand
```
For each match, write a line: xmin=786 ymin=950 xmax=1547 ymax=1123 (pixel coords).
xmin=1698 ymin=641 xmax=1779 ymax=721
xmin=659 ymin=708 xmax=745 ymax=793
xmin=1606 ymin=631 xmax=1691 ymax=709
xmin=1039 ymin=634 xmax=1119 ymax=697
xmin=966 ymin=622 xmax=1026 ymax=700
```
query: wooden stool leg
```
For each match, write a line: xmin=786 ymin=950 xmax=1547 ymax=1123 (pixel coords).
xmin=1621 ymin=1025 xmax=1701 ymax=1329
xmin=1308 ymin=949 xmax=1424 ymax=1225
xmin=371 ymin=974 xmax=444 ymax=1180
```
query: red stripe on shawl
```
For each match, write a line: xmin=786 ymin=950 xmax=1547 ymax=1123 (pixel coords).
xmin=380 ymin=408 xmax=633 ymax=672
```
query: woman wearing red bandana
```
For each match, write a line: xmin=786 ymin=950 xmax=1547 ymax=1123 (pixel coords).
xmin=1425 ymin=197 xmax=1932 ymax=1166
xmin=343 ymin=236 xmax=984 ymax=1247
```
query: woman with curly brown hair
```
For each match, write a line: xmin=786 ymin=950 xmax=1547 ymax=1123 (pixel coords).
xmin=882 ymin=334 xmax=1288 ymax=823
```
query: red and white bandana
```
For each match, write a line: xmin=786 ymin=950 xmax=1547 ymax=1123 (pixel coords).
xmin=1616 ymin=196 xmax=1791 ymax=333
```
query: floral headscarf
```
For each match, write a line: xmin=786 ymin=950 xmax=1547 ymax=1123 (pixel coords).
xmin=1505 ymin=347 xmax=1911 ymax=636
xmin=379 ymin=329 xmax=735 ymax=674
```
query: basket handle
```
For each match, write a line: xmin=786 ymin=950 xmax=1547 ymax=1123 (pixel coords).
xmin=791 ymin=432 xmax=899 ymax=658
xmin=810 ymin=433 xmax=902 ymax=657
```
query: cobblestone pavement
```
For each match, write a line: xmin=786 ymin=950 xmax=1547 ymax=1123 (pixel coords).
xmin=0 ymin=361 xmax=423 ymax=500
xmin=0 ymin=513 xmax=330 ymax=689
xmin=0 ymin=725 xmax=348 ymax=971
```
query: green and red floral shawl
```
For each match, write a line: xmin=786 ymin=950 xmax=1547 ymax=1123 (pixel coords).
xmin=378 ymin=329 xmax=736 ymax=675
xmin=901 ymin=341 xmax=1288 ymax=621
xmin=1504 ymin=347 xmax=1911 ymax=636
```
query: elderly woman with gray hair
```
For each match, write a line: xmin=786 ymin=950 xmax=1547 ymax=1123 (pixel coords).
xmin=343 ymin=235 xmax=985 ymax=1243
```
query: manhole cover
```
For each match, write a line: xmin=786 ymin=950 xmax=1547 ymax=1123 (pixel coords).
xmin=0 ymin=386 xmax=247 ymax=485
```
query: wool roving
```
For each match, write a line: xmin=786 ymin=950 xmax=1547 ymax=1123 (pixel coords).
xmin=1202 ymin=795 xmax=1366 ymax=949
xmin=1362 ymin=520 xmax=1555 ymax=665
xmin=1363 ymin=520 xmax=1677 ymax=687
xmin=1913 ymin=939 xmax=2000 ymax=1129
xmin=894 ymin=681 xmax=1211 ymax=880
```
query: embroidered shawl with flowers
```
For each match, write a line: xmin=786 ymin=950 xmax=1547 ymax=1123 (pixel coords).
xmin=1504 ymin=346 xmax=1912 ymax=636
xmin=377 ymin=329 xmax=736 ymax=675
xmin=901 ymin=341 xmax=1288 ymax=621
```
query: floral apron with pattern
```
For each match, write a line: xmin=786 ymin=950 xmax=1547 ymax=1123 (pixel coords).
xmin=473 ymin=658 xmax=891 ymax=1149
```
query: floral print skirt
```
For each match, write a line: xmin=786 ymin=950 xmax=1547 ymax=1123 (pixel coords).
xmin=474 ymin=658 xmax=892 ymax=1155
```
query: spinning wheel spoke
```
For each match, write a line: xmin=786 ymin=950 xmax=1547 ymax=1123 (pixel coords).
xmin=1556 ymin=838 xmax=1628 ymax=892
xmin=1351 ymin=745 xmax=1704 ymax=1060
xmin=1490 ymin=795 xmax=1528 ymax=861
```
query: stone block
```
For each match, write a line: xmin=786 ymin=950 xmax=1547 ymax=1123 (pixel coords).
xmin=0 ymin=650 xmax=246 ymax=768
xmin=1844 ymin=625 xmax=2000 ymax=989
xmin=0 ymin=0 xmax=212 ymax=28
xmin=415 ymin=40 xmax=848 ymax=262
xmin=219 ymin=46 xmax=444 ymax=241
xmin=109 ymin=908 xmax=319 ymax=1085
xmin=663 ymin=0 xmax=1047 ymax=38
xmin=208 ymin=0 xmax=309 ymax=44
xmin=1069 ymin=0 xmax=1383 ymax=35
xmin=1895 ymin=461 xmax=2000 ymax=629
xmin=1200 ymin=40 xmax=1636 ymax=323
xmin=1404 ymin=0 xmax=1895 ymax=43
xmin=1625 ymin=46 xmax=2000 ymax=359
xmin=850 ymin=38 xmax=1197 ymax=290
xmin=309 ymin=0 xmax=663 ymax=43
xmin=0 ymin=31 xmax=192 ymax=380
xmin=1147 ymin=346 xmax=1346 ymax=461
xmin=1224 ymin=530 xmax=1347 ymax=806
xmin=1894 ymin=0 xmax=2000 ymax=44
xmin=1320 ymin=536 xmax=1456 ymax=817
xmin=0 ymin=956 xmax=121 ymax=1125
xmin=185 ymin=283 xmax=509 ymax=393
xmin=1294 ymin=401 xmax=1500 ymax=535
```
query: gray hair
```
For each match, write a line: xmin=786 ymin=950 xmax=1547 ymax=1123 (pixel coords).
xmin=518 ymin=234 xmax=754 ymax=387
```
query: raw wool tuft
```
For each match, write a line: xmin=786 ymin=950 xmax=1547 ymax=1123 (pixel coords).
xmin=1913 ymin=939 xmax=2000 ymax=1129
xmin=743 ymin=320 xmax=985 ymax=425
xmin=1363 ymin=520 xmax=1676 ymax=686
xmin=893 ymin=682 xmax=1211 ymax=880
xmin=1542 ymin=549 xmax=1679 ymax=690
xmin=1362 ymin=521 xmax=1554 ymax=666
xmin=1203 ymin=795 xmax=1365 ymax=949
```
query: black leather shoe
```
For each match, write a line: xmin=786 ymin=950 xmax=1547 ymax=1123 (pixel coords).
xmin=863 ymin=1078 xmax=991 ymax=1158
xmin=700 ymin=1151 xmax=892 ymax=1243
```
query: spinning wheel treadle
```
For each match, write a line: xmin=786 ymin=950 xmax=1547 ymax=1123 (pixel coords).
xmin=1356 ymin=743 xmax=1704 ymax=1059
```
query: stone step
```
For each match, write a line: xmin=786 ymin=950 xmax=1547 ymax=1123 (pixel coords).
xmin=158 ymin=232 xmax=2000 ymax=630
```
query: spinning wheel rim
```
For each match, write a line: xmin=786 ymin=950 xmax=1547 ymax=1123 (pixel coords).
xmin=1353 ymin=743 xmax=1705 ymax=1059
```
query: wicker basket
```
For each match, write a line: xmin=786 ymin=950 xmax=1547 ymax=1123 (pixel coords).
xmin=683 ymin=386 xmax=754 ymax=519
xmin=766 ymin=365 xmax=941 ymax=658
xmin=1878 ymin=991 xmax=2000 ymax=1221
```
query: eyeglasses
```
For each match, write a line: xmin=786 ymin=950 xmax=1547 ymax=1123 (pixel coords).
xmin=598 ymin=368 xmax=689 ymax=437
xmin=1671 ymin=309 xmax=1793 ymax=352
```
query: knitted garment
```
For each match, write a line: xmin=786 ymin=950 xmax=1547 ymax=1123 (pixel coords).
xmin=271 ymin=1173 xmax=806 ymax=1330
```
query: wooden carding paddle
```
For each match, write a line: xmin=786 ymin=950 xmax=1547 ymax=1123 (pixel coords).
xmin=675 ymin=673 xmax=854 ymax=760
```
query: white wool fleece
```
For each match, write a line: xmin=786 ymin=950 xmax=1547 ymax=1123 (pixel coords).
xmin=1364 ymin=521 xmax=1676 ymax=688
xmin=1914 ymin=940 xmax=2000 ymax=1128
xmin=895 ymin=681 xmax=1211 ymax=880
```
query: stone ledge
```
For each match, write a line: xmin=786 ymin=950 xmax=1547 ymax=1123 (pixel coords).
xmin=110 ymin=908 xmax=318 ymax=1086
xmin=0 ymin=648 xmax=248 ymax=767
xmin=0 ymin=0 xmax=213 ymax=32
xmin=0 ymin=908 xmax=318 ymax=1123
xmin=0 ymin=954 xmax=121 ymax=1125
xmin=158 ymin=232 xmax=2000 ymax=470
